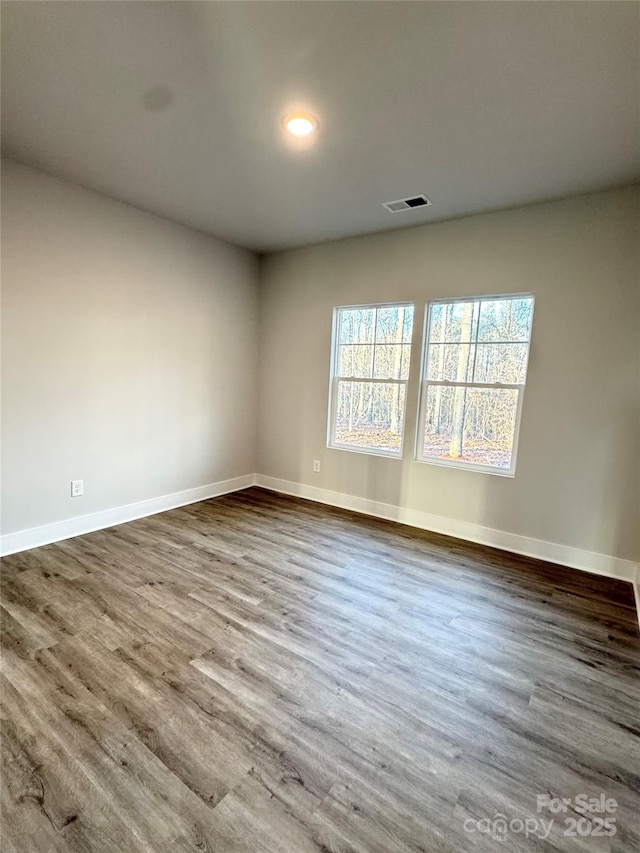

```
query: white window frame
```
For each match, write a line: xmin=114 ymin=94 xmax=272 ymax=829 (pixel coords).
xmin=327 ymin=301 xmax=414 ymax=459
xmin=416 ymin=292 xmax=535 ymax=477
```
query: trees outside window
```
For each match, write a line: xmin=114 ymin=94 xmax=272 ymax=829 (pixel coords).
xmin=327 ymin=294 xmax=534 ymax=474
xmin=417 ymin=294 xmax=535 ymax=475
xmin=328 ymin=303 xmax=414 ymax=457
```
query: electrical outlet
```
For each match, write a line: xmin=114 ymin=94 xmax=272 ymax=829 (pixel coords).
xmin=71 ymin=480 xmax=83 ymax=497
xmin=313 ymin=460 xmax=321 ymax=473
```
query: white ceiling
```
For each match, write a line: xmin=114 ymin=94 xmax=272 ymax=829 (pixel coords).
xmin=2 ymin=1 xmax=639 ymax=252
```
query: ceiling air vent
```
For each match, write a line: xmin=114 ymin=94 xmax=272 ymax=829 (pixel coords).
xmin=383 ymin=194 xmax=432 ymax=213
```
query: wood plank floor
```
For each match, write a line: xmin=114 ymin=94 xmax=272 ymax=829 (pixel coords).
xmin=1 ymin=487 xmax=639 ymax=852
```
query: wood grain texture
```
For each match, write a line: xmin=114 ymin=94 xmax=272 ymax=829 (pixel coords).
xmin=1 ymin=487 xmax=639 ymax=852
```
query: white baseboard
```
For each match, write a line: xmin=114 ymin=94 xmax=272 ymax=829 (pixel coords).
xmin=633 ymin=572 xmax=640 ymax=632
xmin=0 ymin=474 xmax=255 ymax=557
xmin=255 ymin=474 xmax=639 ymax=586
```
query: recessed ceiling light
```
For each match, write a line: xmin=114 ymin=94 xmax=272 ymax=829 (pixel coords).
xmin=284 ymin=114 xmax=317 ymax=136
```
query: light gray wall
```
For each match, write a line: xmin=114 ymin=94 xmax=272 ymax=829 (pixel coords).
xmin=258 ymin=187 xmax=640 ymax=562
xmin=3 ymin=161 xmax=638 ymax=564
xmin=1 ymin=160 xmax=259 ymax=534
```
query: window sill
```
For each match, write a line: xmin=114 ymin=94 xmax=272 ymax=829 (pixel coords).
xmin=327 ymin=442 xmax=403 ymax=460
xmin=415 ymin=455 xmax=516 ymax=477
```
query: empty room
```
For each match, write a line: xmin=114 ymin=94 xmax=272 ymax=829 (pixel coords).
xmin=1 ymin=1 xmax=639 ymax=851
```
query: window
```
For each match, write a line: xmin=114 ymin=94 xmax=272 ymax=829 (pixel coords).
xmin=417 ymin=294 xmax=534 ymax=475
xmin=328 ymin=303 xmax=414 ymax=457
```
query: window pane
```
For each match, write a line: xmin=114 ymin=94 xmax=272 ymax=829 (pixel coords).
xmin=401 ymin=307 xmax=414 ymax=343
xmin=429 ymin=303 xmax=445 ymax=341
xmin=375 ymin=305 xmax=414 ymax=343
xmin=426 ymin=343 xmax=475 ymax=382
xmin=477 ymin=297 xmax=534 ymax=342
xmin=335 ymin=380 xmax=406 ymax=454
xmin=338 ymin=344 xmax=373 ymax=378
xmin=373 ymin=344 xmax=411 ymax=380
xmin=422 ymin=385 xmax=519 ymax=470
xmin=474 ymin=343 xmax=529 ymax=384
xmin=431 ymin=300 xmax=478 ymax=343
xmin=339 ymin=308 xmax=375 ymax=344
